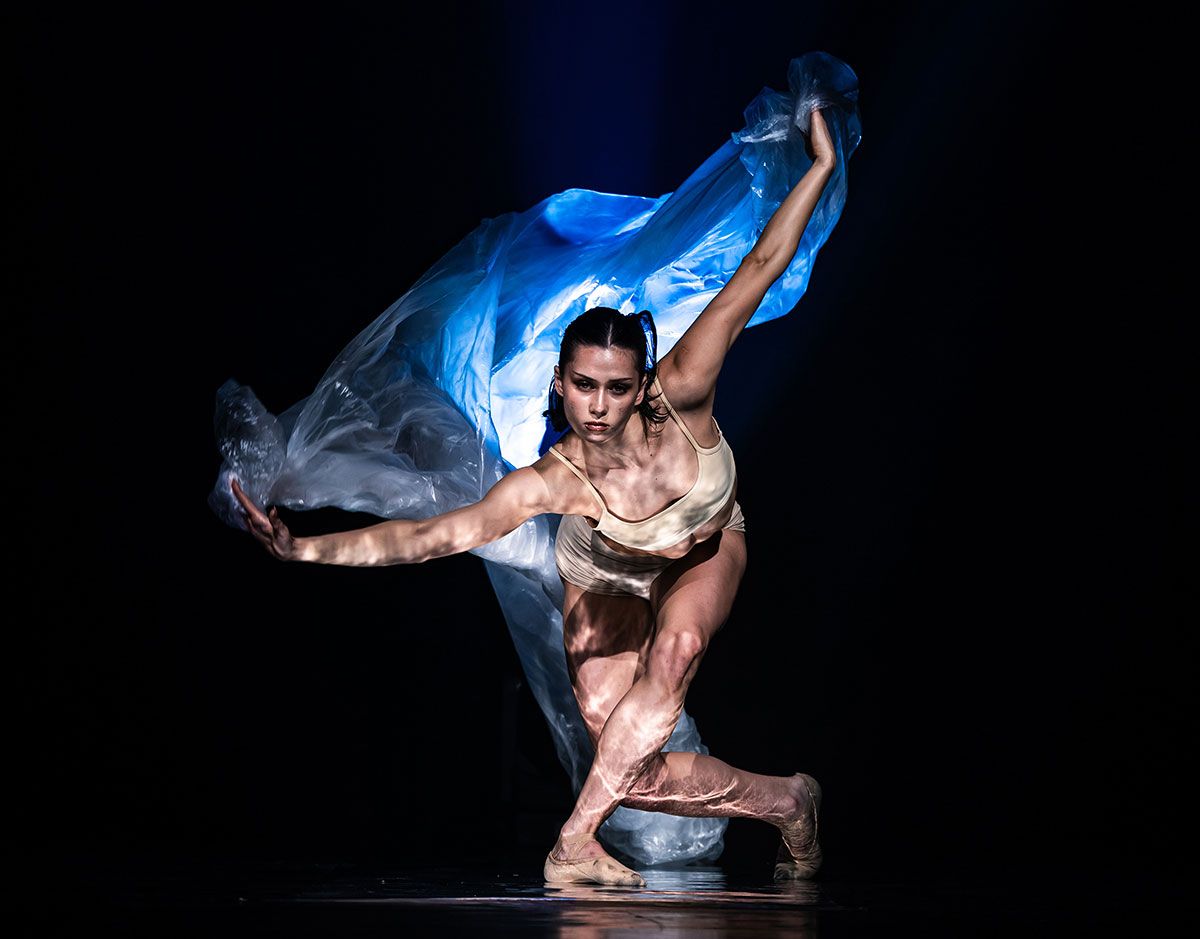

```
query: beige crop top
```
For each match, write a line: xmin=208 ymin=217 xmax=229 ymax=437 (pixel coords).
xmin=548 ymin=376 xmax=737 ymax=552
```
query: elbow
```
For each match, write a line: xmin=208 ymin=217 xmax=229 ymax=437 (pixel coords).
xmin=743 ymin=249 xmax=772 ymax=268
xmin=378 ymin=517 xmax=429 ymax=566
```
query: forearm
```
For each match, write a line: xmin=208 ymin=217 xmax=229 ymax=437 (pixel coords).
xmin=749 ymin=158 xmax=834 ymax=271
xmin=291 ymin=469 xmax=541 ymax=566
xmin=294 ymin=517 xmax=426 ymax=566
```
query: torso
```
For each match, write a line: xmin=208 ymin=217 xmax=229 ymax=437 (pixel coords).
xmin=534 ymin=378 xmax=738 ymax=560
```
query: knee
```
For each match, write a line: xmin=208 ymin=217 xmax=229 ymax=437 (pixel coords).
xmin=626 ymin=754 xmax=670 ymax=799
xmin=648 ymin=628 xmax=707 ymax=694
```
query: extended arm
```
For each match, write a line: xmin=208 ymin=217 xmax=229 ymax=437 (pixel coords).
xmin=658 ymin=109 xmax=836 ymax=407
xmin=295 ymin=467 xmax=551 ymax=566
xmin=233 ymin=468 xmax=552 ymax=566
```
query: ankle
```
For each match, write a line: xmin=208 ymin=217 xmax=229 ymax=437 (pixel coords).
xmin=558 ymin=829 xmax=597 ymax=845
xmin=550 ymin=832 xmax=605 ymax=863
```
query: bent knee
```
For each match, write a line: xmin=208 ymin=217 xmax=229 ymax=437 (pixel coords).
xmin=626 ymin=753 xmax=671 ymax=799
xmin=648 ymin=628 xmax=707 ymax=691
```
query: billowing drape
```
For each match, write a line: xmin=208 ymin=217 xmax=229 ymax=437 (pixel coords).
xmin=209 ymin=51 xmax=861 ymax=866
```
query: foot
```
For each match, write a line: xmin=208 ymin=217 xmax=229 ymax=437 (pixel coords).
xmin=774 ymin=773 xmax=822 ymax=881
xmin=544 ymin=833 xmax=646 ymax=887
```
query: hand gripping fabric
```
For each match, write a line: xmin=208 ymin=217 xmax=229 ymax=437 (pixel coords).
xmin=209 ymin=51 xmax=861 ymax=867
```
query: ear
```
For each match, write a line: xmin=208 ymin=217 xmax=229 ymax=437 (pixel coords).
xmin=554 ymin=364 xmax=564 ymax=398
xmin=634 ymin=373 xmax=649 ymax=407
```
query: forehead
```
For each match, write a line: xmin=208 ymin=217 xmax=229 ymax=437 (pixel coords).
xmin=569 ymin=345 xmax=638 ymax=377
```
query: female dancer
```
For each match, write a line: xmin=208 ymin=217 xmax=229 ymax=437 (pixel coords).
xmin=232 ymin=108 xmax=835 ymax=887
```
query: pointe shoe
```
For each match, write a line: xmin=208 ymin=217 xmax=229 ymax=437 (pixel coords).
xmin=544 ymin=833 xmax=646 ymax=887
xmin=774 ymin=773 xmax=822 ymax=881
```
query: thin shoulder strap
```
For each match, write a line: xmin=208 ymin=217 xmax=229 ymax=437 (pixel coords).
xmin=548 ymin=446 xmax=608 ymax=516
xmin=650 ymin=375 xmax=706 ymax=451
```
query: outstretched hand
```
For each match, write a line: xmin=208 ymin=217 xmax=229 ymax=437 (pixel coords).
xmin=806 ymin=107 xmax=835 ymax=168
xmin=231 ymin=478 xmax=296 ymax=561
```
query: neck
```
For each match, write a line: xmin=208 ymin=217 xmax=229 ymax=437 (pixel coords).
xmin=578 ymin=414 xmax=654 ymax=469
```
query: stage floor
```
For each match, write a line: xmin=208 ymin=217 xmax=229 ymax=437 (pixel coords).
xmin=24 ymin=855 xmax=1185 ymax=936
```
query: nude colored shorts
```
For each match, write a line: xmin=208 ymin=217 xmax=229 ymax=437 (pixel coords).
xmin=554 ymin=501 xmax=746 ymax=601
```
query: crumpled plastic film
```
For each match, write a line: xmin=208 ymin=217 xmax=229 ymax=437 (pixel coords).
xmin=209 ymin=51 xmax=861 ymax=867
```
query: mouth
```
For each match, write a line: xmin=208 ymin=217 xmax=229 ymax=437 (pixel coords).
xmin=584 ymin=422 xmax=609 ymax=431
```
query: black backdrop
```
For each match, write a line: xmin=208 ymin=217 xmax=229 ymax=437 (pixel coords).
xmin=12 ymin=2 xmax=1188 ymax=884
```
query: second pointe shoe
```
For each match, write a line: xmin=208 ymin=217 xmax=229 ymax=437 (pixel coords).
xmin=774 ymin=772 xmax=823 ymax=881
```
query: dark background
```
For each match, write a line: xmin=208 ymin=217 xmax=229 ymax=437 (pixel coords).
xmin=11 ymin=0 xmax=1188 ymax=888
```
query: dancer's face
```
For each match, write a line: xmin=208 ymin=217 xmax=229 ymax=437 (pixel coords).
xmin=555 ymin=345 xmax=646 ymax=439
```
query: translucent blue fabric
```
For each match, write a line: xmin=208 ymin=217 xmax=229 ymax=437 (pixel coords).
xmin=209 ymin=51 xmax=861 ymax=867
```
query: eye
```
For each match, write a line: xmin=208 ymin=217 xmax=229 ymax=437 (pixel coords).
xmin=612 ymin=385 xmax=630 ymax=395
xmin=575 ymin=380 xmax=592 ymax=389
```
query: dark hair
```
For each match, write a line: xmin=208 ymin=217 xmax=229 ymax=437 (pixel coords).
xmin=543 ymin=307 xmax=667 ymax=434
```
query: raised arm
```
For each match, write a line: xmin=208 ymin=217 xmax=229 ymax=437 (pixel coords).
xmin=657 ymin=108 xmax=836 ymax=409
xmin=231 ymin=468 xmax=552 ymax=567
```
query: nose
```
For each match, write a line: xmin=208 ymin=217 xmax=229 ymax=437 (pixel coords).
xmin=589 ymin=392 xmax=608 ymax=418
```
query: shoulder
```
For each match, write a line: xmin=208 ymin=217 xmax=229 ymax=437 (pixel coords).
xmin=653 ymin=351 xmax=717 ymax=414
xmin=529 ymin=434 xmax=594 ymax=515
xmin=484 ymin=465 xmax=554 ymax=516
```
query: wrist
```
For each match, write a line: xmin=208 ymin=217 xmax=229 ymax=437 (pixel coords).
xmin=293 ymin=536 xmax=321 ymax=563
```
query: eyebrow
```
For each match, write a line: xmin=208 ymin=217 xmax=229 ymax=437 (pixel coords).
xmin=571 ymin=371 xmax=636 ymax=384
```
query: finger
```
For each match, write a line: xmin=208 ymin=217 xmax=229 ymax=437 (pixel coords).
xmin=231 ymin=480 xmax=255 ymax=513
xmin=236 ymin=490 xmax=270 ymax=530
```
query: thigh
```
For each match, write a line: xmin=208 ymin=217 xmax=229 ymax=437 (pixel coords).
xmin=646 ymin=529 xmax=748 ymax=680
xmin=561 ymin=579 xmax=655 ymax=745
